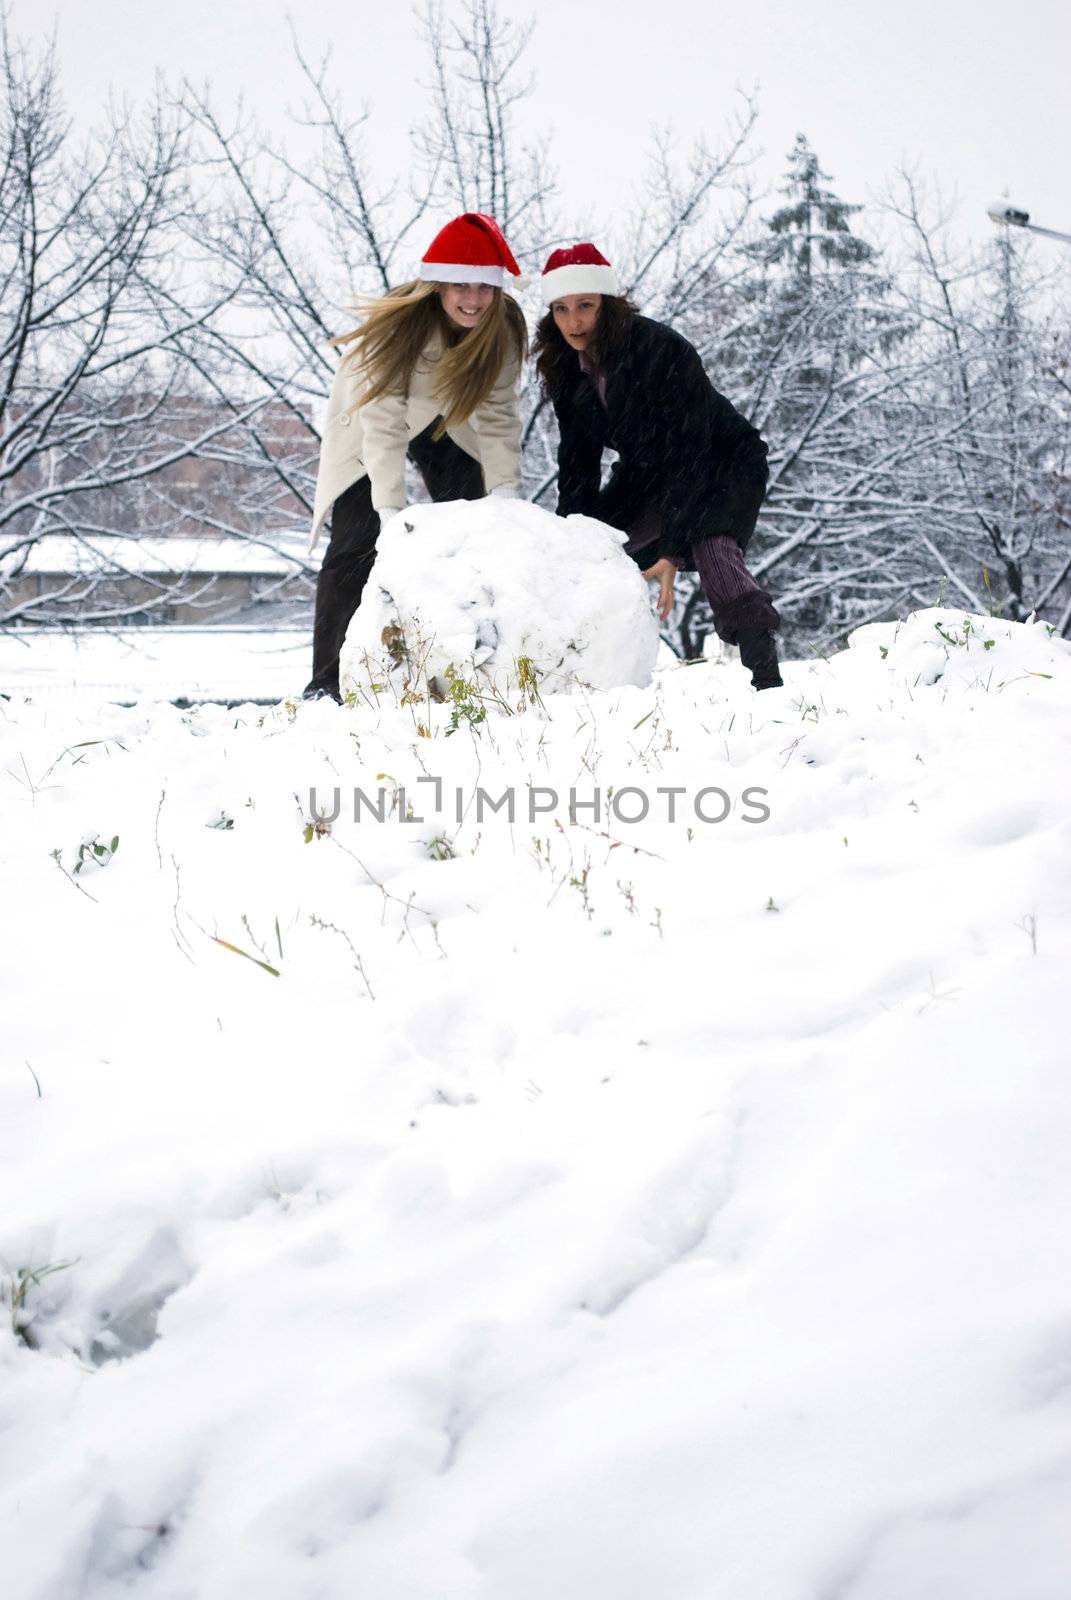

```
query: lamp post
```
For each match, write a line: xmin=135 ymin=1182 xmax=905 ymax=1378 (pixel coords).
xmin=987 ymin=202 xmax=1071 ymax=247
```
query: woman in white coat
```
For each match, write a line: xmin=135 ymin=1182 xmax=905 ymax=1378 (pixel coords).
xmin=305 ymin=212 xmax=527 ymax=698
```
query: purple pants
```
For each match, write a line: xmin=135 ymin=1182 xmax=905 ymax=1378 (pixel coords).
xmin=627 ymin=521 xmax=780 ymax=642
xmin=690 ymin=534 xmax=780 ymax=643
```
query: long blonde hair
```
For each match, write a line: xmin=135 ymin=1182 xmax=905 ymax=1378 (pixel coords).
xmin=333 ymin=280 xmax=527 ymax=434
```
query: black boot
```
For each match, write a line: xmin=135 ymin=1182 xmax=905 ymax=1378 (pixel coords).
xmin=708 ymin=590 xmax=783 ymax=690
xmin=738 ymin=629 xmax=783 ymax=690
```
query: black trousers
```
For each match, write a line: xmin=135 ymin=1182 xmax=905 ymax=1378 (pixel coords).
xmin=305 ymin=422 xmax=485 ymax=697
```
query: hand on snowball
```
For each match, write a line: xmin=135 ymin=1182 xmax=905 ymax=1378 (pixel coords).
xmin=642 ymin=558 xmax=678 ymax=623
xmin=489 ymin=485 xmax=520 ymax=500
xmin=376 ymin=506 xmax=404 ymax=530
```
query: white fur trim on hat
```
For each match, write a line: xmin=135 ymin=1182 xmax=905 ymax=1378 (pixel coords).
xmin=541 ymin=263 xmax=620 ymax=304
xmin=419 ymin=262 xmax=509 ymax=287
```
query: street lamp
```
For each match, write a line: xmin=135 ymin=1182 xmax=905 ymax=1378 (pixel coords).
xmin=987 ymin=202 xmax=1071 ymax=247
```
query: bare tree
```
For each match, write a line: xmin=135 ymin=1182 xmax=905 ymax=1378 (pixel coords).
xmin=0 ymin=14 xmax=281 ymax=625
xmin=413 ymin=0 xmax=555 ymax=247
xmin=883 ymin=172 xmax=1071 ymax=632
xmin=168 ymin=0 xmax=560 ymax=548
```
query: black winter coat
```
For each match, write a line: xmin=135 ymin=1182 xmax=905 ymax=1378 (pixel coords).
xmin=553 ymin=315 xmax=769 ymax=571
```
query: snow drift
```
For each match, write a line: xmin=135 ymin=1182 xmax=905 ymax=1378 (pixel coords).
xmin=2 ymin=608 xmax=1070 ymax=1599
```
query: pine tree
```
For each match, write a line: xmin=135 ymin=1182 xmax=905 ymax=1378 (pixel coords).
xmin=762 ymin=134 xmax=875 ymax=282
xmin=726 ymin=138 xmax=909 ymax=644
xmin=669 ymin=137 xmax=914 ymax=657
xmin=746 ymin=135 xmax=900 ymax=399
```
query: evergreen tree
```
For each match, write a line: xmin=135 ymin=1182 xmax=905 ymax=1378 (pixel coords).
xmin=762 ymin=134 xmax=875 ymax=282
xmin=727 ymin=138 xmax=910 ymax=647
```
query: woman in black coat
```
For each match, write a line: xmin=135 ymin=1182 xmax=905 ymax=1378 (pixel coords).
xmin=534 ymin=243 xmax=783 ymax=689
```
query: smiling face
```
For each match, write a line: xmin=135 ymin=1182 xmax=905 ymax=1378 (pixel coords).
xmin=551 ymin=293 xmax=602 ymax=352
xmin=438 ymin=282 xmax=496 ymax=330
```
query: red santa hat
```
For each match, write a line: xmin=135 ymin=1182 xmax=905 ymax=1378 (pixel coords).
xmin=419 ymin=213 xmax=524 ymax=290
xmin=540 ymin=243 xmax=620 ymax=305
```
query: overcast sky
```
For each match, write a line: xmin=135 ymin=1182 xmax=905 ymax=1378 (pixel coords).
xmin=8 ymin=0 xmax=1069 ymax=259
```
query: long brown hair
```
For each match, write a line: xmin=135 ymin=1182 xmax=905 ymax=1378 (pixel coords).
xmin=333 ymin=280 xmax=527 ymax=433
xmin=533 ymin=295 xmax=640 ymax=401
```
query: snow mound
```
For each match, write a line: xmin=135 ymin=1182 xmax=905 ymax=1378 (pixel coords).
xmin=338 ymin=498 xmax=659 ymax=700
xmin=847 ymin=606 xmax=1071 ymax=690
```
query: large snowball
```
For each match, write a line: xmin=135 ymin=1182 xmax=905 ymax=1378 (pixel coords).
xmin=338 ymin=498 xmax=659 ymax=700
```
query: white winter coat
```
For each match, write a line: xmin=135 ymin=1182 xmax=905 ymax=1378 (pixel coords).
xmin=309 ymin=328 xmax=523 ymax=549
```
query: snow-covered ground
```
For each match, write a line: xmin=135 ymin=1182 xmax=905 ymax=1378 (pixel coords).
xmin=2 ymin=606 xmax=1069 ymax=1598
xmin=0 ymin=627 xmax=309 ymax=705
